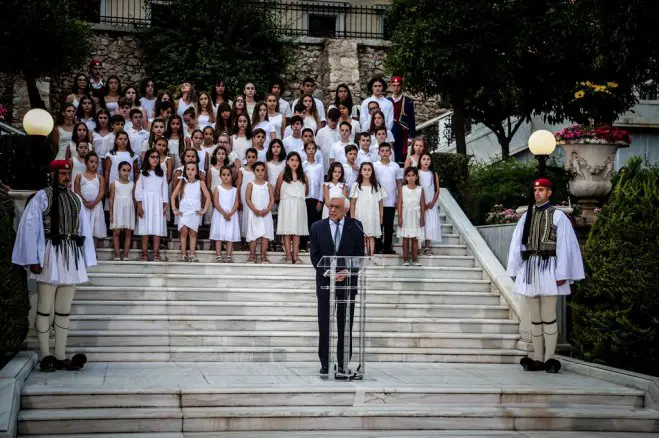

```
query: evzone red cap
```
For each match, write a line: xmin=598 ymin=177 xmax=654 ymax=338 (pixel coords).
xmin=89 ymin=59 xmax=102 ymax=68
xmin=50 ymin=160 xmax=71 ymax=172
xmin=533 ymin=178 xmax=552 ymax=188
xmin=390 ymin=76 xmax=403 ymax=84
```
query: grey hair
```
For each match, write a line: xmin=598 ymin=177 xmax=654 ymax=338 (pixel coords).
xmin=329 ymin=194 xmax=350 ymax=209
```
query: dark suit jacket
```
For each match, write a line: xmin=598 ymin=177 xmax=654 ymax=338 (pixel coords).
xmin=310 ymin=217 xmax=365 ymax=287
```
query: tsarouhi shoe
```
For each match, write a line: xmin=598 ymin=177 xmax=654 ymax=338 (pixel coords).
xmin=520 ymin=357 xmax=545 ymax=371
xmin=39 ymin=355 xmax=58 ymax=372
xmin=67 ymin=353 xmax=87 ymax=371
xmin=544 ymin=358 xmax=561 ymax=373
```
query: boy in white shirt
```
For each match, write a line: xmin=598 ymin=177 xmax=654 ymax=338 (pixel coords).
xmin=329 ymin=121 xmax=353 ymax=165
xmin=356 ymin=132 xmax=378 ymax=166
xmin=373 ymin=142 xmax=402 ymax=254
xmin=371 ymin=126 xmax=396 ymax=163
xmin=302 ymin=141 xmax=324 ymax=251
xmin=342 ymin=144 xmax=359 ymax=192
xmin=128 ymin=109 xmax=149 ymax=165
xmin=316 ymin=108 xmax=341 ymax=173
xmin=283 ymin=115 xmax=304 ymax=156
xmin=283 ymin=103 xmax=306 ymax=138
xmin=301 ymin=127 xmax=323 ymax=165
xmin=117 ymin=98 xmax=133 ymax=131
xmin=252 ymin=128 xmax=268 ymax=162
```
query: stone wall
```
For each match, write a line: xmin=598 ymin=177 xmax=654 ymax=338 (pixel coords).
xmin=13 ymin=29 xmax=447 ymax=125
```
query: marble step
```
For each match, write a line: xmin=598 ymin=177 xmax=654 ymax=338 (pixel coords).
xmin=67 ymin=315 xmax=520 ymax=334
xmin=20 ymin=433 xmax=659 ymax=438
xmin=59 ymin=346 xmax=525 ymax=362
xmin=85 ymin=274 xmax=492 ymax=292
xmin=28 ymin=330 xmax=521 ymax=350
xmin=70 ymin=301 xmax=510 ymax=319
xmin=22 ymin=386 xmax=644 ymax=410
xmin=95 ymin=249 xmax=473 ymax=265
xmin=73 ymin=287 xmax=502 ymax=305
xmin=89 ymin=261 xmax=485 ymax=280
xmin=18 ymin=404 xmax=659 ymax=435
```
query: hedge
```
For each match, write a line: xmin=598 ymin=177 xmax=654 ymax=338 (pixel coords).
xmin=0 ymin=188 xmax=30 ymax=370
xmin=570 ymin=157 xmax=659 ymax=376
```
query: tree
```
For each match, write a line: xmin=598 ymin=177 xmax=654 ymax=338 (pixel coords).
xmin=385 ymin=0 xmax=659 ymax=157
xmin=143 ymin=0 xmax=289 ymax=97
xmin=0 ymin=0 xmax=92 ymax=109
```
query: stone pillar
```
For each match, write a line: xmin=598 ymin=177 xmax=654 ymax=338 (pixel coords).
xmin=323 ymin=39 xmax=360 ymax=105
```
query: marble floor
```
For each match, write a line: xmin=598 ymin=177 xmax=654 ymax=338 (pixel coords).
xmin=24 ymin=361 xmax=638 ymax=392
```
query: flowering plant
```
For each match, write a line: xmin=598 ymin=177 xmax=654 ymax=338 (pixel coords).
xmin=554 ymin=124 xmax=631 ymax=145
xmin=485 ymin=204 xmax=522 ymax=225
xmin=0 ymin=104 xmax=6 ymax=120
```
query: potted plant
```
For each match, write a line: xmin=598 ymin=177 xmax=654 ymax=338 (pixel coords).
xmin=554 ymin=81 xmax=632 ymax=223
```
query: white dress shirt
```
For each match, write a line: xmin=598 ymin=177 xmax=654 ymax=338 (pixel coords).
xmin=303 ymin=160 xmax=324 ymax=201
xmin=359 ymin=96 xmax=394 ymax=131
xmin=373 ymin=160 xmax=402 ymax=207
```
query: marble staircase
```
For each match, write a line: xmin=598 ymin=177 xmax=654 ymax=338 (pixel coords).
xmin=27 ymin=213 xmax=526 ymax=363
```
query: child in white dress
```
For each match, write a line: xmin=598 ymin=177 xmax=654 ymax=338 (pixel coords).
xmin=266 ymin=139 xmax=286 ymax=252
xmin=206 ymin=145 xmax=229 ymax=224
xmin=74 ymin=152 xmax=107 ymax=246
xmin=350 ymin=162 xmax=386 ymax=256
xmin=71 ymin=140 xmax=89 ymax=185
xmin=275 ymin=151 xmax=309 ymax=264
xmin=210 ymin=166 xmax=240 ymax=263
xmin=236 ymin=148 xmax=257 ymax=246
xmin=322 ymin=162 xmax=348 ymax=219
xmin=171 ymin=162 xmax=211 ymax=262
xmin=135 ymin=148 xmax=169 ymax=261
xmin=418 ymin=153 xmax=442 ymax=254
xmin=109 ymin=162 xmax=135 ymax=260
xmin=246 ymin=162 xmax=275 ymax=263
xmin=398 ymin=167 xmax=426 ymax=266
xmin=404 ymin=137 xmax=427 ymax=169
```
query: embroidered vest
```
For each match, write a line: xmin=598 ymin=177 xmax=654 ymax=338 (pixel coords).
xmin=42 ymin=187 xmax=82 ymax=236
xmin=525 ymin=205 xmax=557 ymax=254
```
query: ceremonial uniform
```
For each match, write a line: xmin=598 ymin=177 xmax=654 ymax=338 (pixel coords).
xmin=387 ymin=77 xmax=416 ymax=163
xmin=12 ymin=160 xmax=96 ymax=372
xmin=507 ymin=178 xmax=584 ymax=373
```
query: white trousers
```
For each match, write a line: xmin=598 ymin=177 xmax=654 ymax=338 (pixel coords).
xmin=525 ymin=295 xmax=558 ymax=362
xmin=35 ymin=283 xmax=76 ymax=360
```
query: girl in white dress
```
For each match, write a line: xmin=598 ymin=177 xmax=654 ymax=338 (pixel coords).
xmin=322 ymin=162 xmax=349 ymax=219
xmin=231 ymin=114 xmax=253 ymax=163
xmin=205 ymin=143 xmax=227 ymax=224
xmin=275 ymin=151 xmax=309 ymax=264
xmin=139 ymin=78 xmax=157 ymax=120
xmin=267 ymin=93 xmax=286 ymax=139
xmin=165 ymin=115 xmax=186 ymax=169
xmin=202 ymin=126 xmax=217 ymax=158
xmin=252 ymin=101 xmax=276 ymax=141
xmin=104 ymin=131 xmax=139 ymax=196
xmin=404 ymin=137 xmax=427 ymax=169
xmin=266 ymin=139 xmax=286 ymax=251
xmin=92 ymin=109 xmax=112 ymax=175
xmin=174 ymin=149 xmax=206 ymax=188
xmin=236 ymin=148 xmax=257 ymax=246
xmin=189 ymin=129 xmax=208 ymax=172
xmin=171 ymin=162 xmax=211 ymax=262
xmin=66 ymin=122 xmax=92 ymax=161
xmin=175 ymin=82 xmax=195 ymax=118
xmin=154 ymin=137 xmax=173 ymax=221
xmin=350 ymin=162 xmax=386 ymax=256
xmin=397 ymin=167 xmax=426 ymax=266
xmin=109 ymin=162 xmax=135 ymax=260
xmin=196 ymin=91 xmax=216 ymax=130
xmin=140 ymin=118 xmax=166 ymax=163
xmin=74 ymin=151 xmax=107 ymax=245
xmin=210 ymin=166 xmax=240 ymax=263
xmin=246 ymin=162 xmax=275 ymax=263
xmin=53 ymin=103 xmax=75 ymax=160
xmin=301 ymin=93 xmax=320 ymax=134
xmin=75 ymin=96 xmax=97 ymax=132
xmin=418 ymin=153 xmax=442 ymax=254
xmin=104 ymin=75 xmax=122 ymax=114
xmin=70 ymin=140 xmax=89 ymax=185
xmin=135 ymin=148 xmax=169 ymax=261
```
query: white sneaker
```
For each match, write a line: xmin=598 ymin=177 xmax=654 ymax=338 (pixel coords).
xmin=403 ymin=260 xmax=410 ymax=266
xmin=413 ymin=260 xmax=421 ymax=266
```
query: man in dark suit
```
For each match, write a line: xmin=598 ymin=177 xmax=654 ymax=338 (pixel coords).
xmin=310 ymin=195 xmax=365 ymax=378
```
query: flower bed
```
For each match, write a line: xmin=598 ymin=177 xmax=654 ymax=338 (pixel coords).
xmin=554 ymin=124 xmax=631 ymax=145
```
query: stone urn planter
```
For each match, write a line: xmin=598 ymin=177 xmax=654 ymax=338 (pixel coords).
xmin=560 ymin=141 xmax=629 ymax=223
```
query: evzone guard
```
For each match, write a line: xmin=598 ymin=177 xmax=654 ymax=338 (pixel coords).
xmin=507 ymin=178 xmax=585 ymax=373
xmin=12 ymin=160 xmax=97 ymax=372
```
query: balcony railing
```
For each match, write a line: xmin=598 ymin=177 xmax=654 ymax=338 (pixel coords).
xmin=83 ymin=0 xmax=390 ymax=40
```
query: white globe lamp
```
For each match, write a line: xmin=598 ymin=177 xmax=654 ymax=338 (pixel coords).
xmin=23 ymin=108 xmax=54 ymax=136
xmin=528 ymin=130 xmax=556 ymax=176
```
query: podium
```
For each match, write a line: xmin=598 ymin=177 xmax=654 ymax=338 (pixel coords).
xmin=318 ymin=256 xmax=376 ymax=381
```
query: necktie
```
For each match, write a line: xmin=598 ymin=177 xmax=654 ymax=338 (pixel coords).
xmin=333 ymin=221 xmax=341 ymax=254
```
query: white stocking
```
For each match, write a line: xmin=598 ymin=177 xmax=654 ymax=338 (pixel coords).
xmin=541 ymin=295 xmax=558 ymax=362
xmin=53 ymin=285 xmax=76 ymax=360
xmin=36 ymin=283 xmax=56 ymax=360
xmin=526 ymin=296 xmax=544 ymax=362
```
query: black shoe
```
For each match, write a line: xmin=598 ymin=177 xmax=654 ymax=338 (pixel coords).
xmin=68 ymin=353 xmax=87 ymax=371
xmin=520 ymin=356 xmax=545 ymax=371
xmin=545 ymin=358 xmax=561 ymax=373
xmin=319 ymin=365 xmax=328 ymax=376
xmin=335 ymin=366 xmax=348 ymax=380
xmin=39 ymin=355 xmax=58 ymax=373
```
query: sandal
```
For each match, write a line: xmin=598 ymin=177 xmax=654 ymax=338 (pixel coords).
xmin=139 ymin=253 xmax=149 ymax=262
xmin=189 ymin=255 xmax=199 ymax=263
xmin=215 ymin=255 xmax=224 ymax=263
xmin=225 ymin=255 xmax=233 ymax=263
xmin=423 ymin=247 xmax=433 ymax=256
xmin=178 ymin=255 xmax=187 ymax=262
xmin=261 ymin=257 xmax=271 ymax=264
xmin=153 ymin=254 xmax=161 ymax=262
xmin=246 ymin=256 xmax=256 ymax=263
xmin=113 ymin=256 xmax=121 ymax=261
xmin=294 ymin=258 xmax=303 ymax=264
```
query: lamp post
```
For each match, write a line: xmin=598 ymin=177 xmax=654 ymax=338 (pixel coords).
xmin=23 ymin=108 xmax=54 ymax=137
xmin=528 ymin=129 xmax=557 ymax=177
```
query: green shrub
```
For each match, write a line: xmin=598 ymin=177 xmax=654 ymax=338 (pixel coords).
xmin=570 ymin=157 xmax=659 ymax=376
xmin=0 ymin=188 xmax=30 ymax=369
xmin=430 ymin=152 xmax=471 ymax=204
